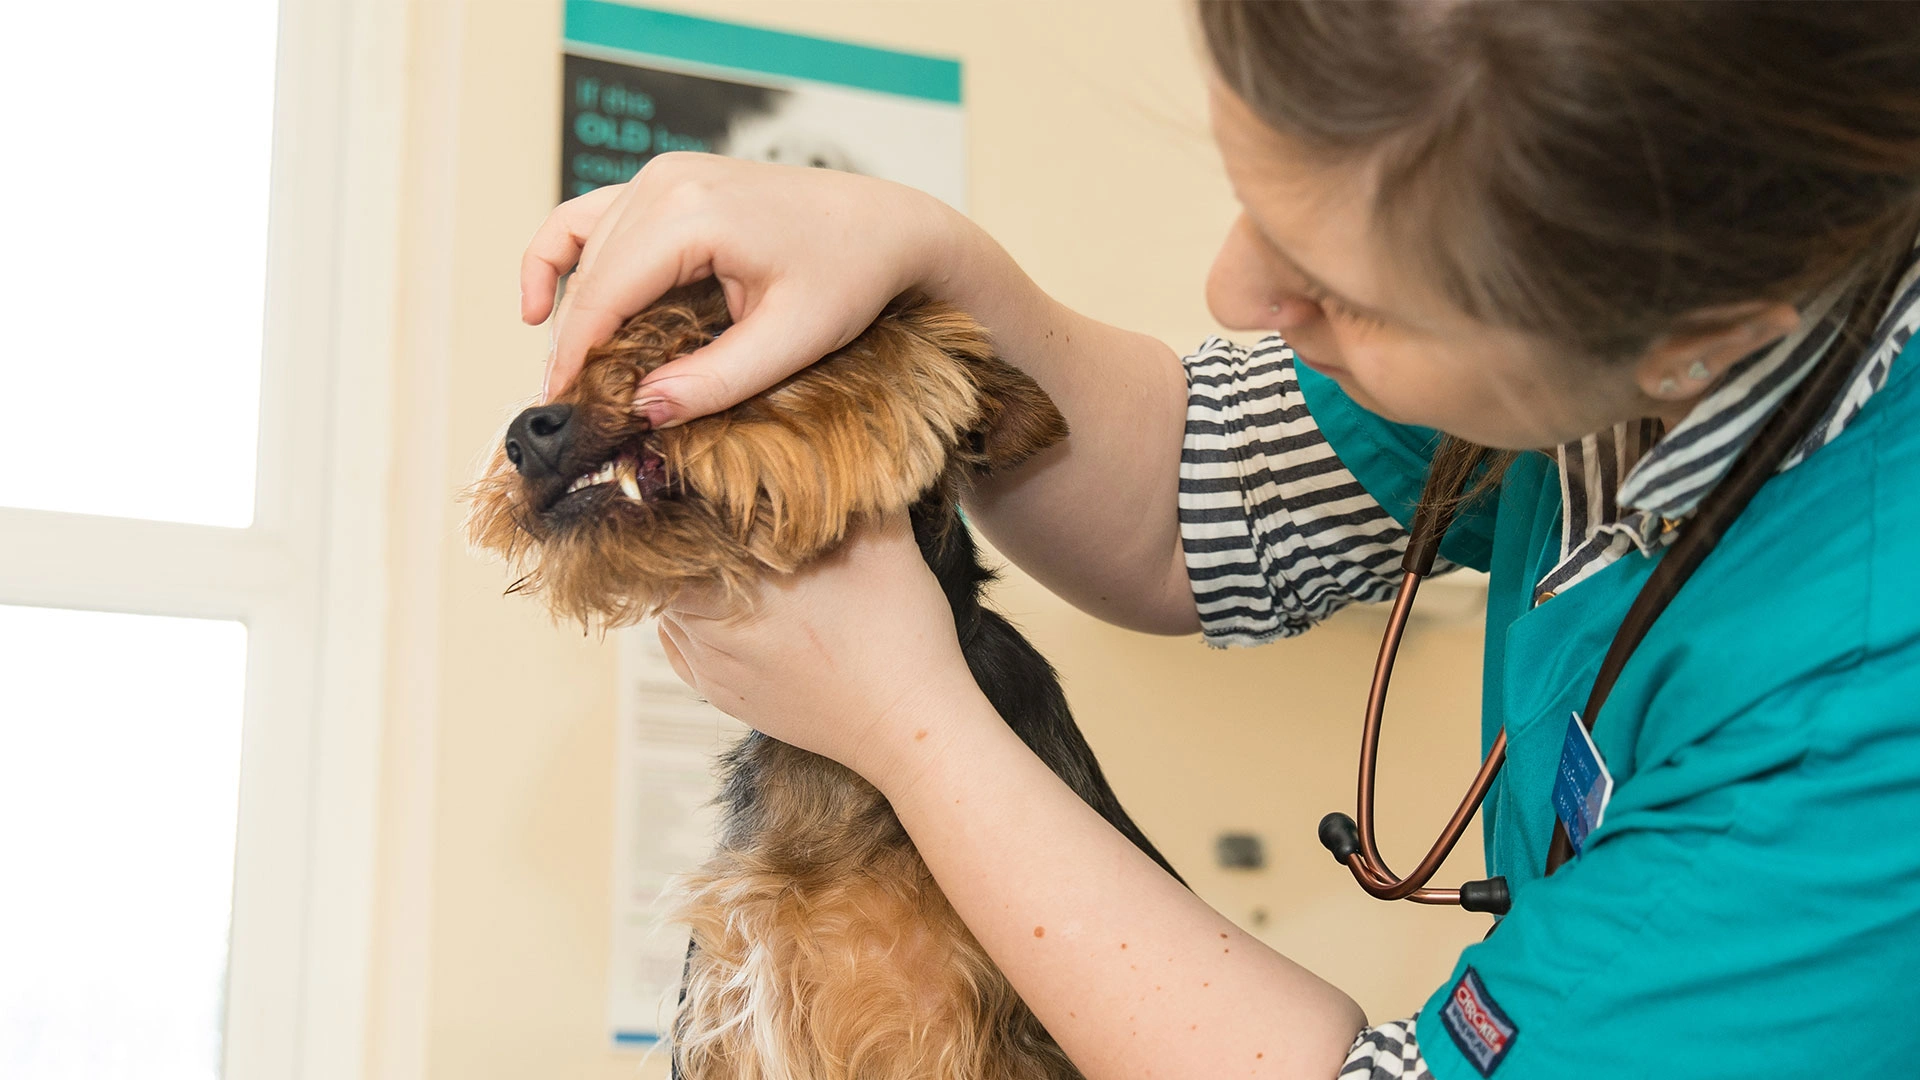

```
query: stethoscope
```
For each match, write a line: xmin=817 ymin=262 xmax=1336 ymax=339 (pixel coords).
xmin=1316 ymin=334 xmax=1866 ymax=919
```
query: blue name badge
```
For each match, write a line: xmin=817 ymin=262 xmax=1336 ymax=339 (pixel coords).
xmin=1551 ymin=712 xmax=1614 ymax=856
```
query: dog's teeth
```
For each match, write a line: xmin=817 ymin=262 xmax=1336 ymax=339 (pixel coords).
xmin=559 ymin=458 xmax=631 ymax=499
xmin=616 ymin=458 xmax=641 ymax=499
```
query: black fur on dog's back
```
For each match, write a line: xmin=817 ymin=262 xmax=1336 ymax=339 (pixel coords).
xmin=911 ymin=496 xmax=1182 ymax=882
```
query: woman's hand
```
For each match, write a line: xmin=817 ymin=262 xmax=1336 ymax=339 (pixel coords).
xmin=519 ymin=152 xmax=1198 ymax=637
xmin=522 ymin=153 xmax=959 ymax=422
xmin=654 ymin=512 xmax=985 ymax=787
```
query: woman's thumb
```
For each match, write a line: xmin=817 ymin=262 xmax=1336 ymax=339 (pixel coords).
xmin=633 ymin=300 xmax=854 ymax=427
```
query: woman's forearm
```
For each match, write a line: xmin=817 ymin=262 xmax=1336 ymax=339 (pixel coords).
xmin=918 ymin=205 xmax=1201 ymax=635
xmin=870 ymin=674 xmax=1365 ymax=1080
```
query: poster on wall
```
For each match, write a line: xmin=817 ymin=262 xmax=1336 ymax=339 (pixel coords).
xmin=564 ymin=0 xmax=966 ymax=1052
xmin=562 ymin=1 xmax=966 ymax=209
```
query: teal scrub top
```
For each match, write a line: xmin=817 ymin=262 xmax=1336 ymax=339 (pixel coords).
xmin=1295 ymin=334 xmax=1920 ymax=1078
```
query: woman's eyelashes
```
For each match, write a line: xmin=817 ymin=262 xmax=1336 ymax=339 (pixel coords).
xmin=1301 ymin=284 xmax=1388 ymax=332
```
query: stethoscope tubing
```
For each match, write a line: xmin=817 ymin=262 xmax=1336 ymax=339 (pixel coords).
xmin=1321 ymin=275 xmax=1889 ymax=916
xmin=1349 ymin=570 xmax=1507 ymax=904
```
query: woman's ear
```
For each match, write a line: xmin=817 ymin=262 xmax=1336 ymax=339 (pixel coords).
xmin=969 ymin=358 xmax=1070 ymax=472
xmin=1637 ymin=301 xmax=1801 ymax=403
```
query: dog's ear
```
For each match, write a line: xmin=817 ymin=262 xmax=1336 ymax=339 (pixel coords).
xmin=969 ymin=358 xmax=1069 ymax=472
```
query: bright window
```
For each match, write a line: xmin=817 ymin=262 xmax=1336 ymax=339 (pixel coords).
xmin=0 ymin=1 xmax=396 ymax=1077
xmin=0 ymin=608 xmax=248 ymax=1080
xmin=0 ymin=1 xmax=276 ymax=527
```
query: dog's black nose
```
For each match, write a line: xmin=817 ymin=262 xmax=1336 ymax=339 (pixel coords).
xmin=504 ymin=404 xmax=574 ymax=479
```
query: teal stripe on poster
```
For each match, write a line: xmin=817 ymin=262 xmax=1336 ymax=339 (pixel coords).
xmin=613 ymin=1031 xmax=660 ymax=1046
xmin=564 ymin=1 xmax=963 ymax=104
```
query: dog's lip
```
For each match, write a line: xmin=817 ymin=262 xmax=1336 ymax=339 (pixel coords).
xmin=535 ymin=439 xmax=676 ymax=515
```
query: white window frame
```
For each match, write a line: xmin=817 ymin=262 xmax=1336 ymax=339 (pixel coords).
xmin=0 ymin=0 xmax=405 ymax=1076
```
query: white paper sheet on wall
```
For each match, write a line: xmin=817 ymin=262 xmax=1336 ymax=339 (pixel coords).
xmin=608 ymin=625 xmax=747 ymax=1048
xmin=572 ymin=1 xmax=965 ymax=1051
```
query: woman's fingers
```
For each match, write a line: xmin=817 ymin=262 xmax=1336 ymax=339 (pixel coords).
xmin=663 ymin=581 xmax=740 ymax=623
xmin=522 ymin=155 xmax=945 ymax=410
xmin=657 ymin=620 xmax=695 ymax=688
xmin=545 ymin=223 xmax=715 ymax=399
xmin=519 ymin=184 xmax=625 ymax=324
xmin=535 ymin=187 xmax=649 ymax=398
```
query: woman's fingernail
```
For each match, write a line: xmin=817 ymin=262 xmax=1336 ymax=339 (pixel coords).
xmin=635 ymin=397 xmax=681 ymax=429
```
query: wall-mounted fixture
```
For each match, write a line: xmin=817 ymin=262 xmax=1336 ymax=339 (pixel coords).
xmin=1215 ymin=832 xmax=1266 ymax=870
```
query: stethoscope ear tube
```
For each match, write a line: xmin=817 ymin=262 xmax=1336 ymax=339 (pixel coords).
xmin=1459 ymin=877 xmax=1511 ymax=914
xmin=1318 ymin=811 xmax=1512 ymax=912
xmin=1318 ymin=811 xmax=1362 ymax=862
xmin=1322 ymin=459 xmax=1516 ymax=913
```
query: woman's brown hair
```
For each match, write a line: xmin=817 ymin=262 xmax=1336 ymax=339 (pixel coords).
xmin=1197 ymin=0 xmax=1920 ymax=497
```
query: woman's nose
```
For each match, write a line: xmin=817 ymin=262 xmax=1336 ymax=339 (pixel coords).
xmin=1266 ymin=296 xmax=1325 ymax=330
xmin=1207 ymin=215 xmax=1329 ymax=332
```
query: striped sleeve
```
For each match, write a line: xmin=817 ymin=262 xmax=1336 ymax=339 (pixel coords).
xmin=1179 ymin=335 xmax=1413 ymax=647
xmin=1341 ymin=1018 xmax=1433 ymax=1079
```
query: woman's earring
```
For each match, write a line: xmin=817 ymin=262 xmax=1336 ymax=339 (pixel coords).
xmin=1269 ymin=302 xmax=1281 ymax=314
xmin=1687 ymin=360 xmax=1711 ymax=382
xmin=1659 ymin=376 xmax=1679 ymax=395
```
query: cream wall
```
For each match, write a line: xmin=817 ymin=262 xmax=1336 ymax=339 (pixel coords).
xmin=371 ymin=3 xmax=1490 ymax=1078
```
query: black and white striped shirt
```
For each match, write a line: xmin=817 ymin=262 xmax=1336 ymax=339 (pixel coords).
xmin=1177 ymin=249 xmax=1920 ymax=1073
xmin=1179 ymin=336 xmax=1412 ymax=646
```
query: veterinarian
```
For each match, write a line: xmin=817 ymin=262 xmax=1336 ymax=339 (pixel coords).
xmin=520 ymin=4 xmax=1920 ymax=1077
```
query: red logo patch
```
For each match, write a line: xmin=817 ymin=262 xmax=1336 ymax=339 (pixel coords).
xmin=1439 ymin=967 xmax=1517 ymax=1075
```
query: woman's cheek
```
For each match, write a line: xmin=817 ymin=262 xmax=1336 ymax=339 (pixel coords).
xmin=1347 ymin=339 xmax=1464 ymax=427
xmin=1266 ymin=312 xmax=1326 ymax=364
xmin=1309 ymin=341 xmax=1396 ymax=416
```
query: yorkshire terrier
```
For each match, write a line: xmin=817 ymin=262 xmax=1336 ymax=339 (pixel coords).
xmin=467 ymin=280 xmax=1180 ymax=1080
